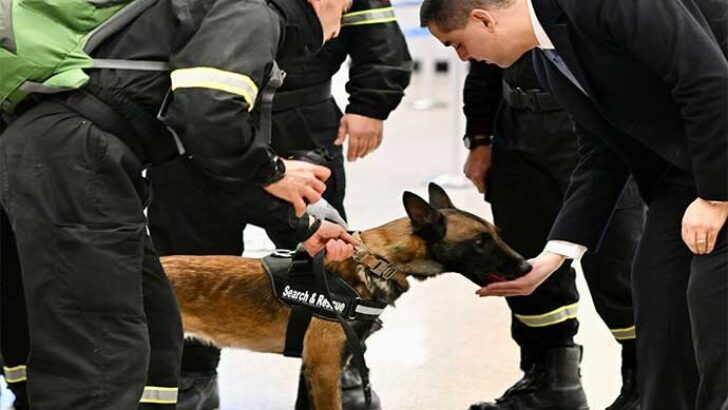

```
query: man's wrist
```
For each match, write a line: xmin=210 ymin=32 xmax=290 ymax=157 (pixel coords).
xmin=463 ymin=134 xmax=492 ymax=149
xmin=544 ymin=240 xmax=588 ymax=260
xmin=259 ymin=155 xmax=286 ymax=187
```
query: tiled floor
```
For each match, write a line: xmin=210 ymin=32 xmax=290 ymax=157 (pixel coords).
xmin=0 ymin=71 xmax=627 ymax=410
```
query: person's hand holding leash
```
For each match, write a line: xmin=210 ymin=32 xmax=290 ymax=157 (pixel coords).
xmin=681 ymin=198 xmax=728 ymax=254
xmin=464 ymin=144 xmax=492 ymax=193
xmin=302 ymin=219 xmax=360 ymax=261
xmin=335 ymin=113 xmax=384 ymax=161
xmin=264 ymin=159 xmax=331 ymax=217
xmin=477 ymin=251 xmax=566 ymax=297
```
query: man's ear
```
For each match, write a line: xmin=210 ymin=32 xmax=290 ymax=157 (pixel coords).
xmin=403 ymin=191 xmax=446 ymax=239
xmin=471 ymin=8 xmax=495 ymax=30
xmin=428 ymin=183 xmax=456 ymax=209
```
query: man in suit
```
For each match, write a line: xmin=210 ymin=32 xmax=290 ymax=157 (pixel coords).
xmin=420 ymin=0 xmax=727 ymax=409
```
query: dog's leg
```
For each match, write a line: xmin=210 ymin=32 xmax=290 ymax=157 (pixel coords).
xmin=302 ymin=319 xmax=346 ymax=410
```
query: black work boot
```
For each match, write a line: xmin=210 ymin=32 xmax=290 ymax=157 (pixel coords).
xmin=175 ymin=371 xmax=219 ymax=410
xmin=340 ymin=363 xmax=382 ymax=410
xmin=469 ymin=346 xmax=589 ymax=410
xmin=605 ymin=367 xmax=639 ymax=410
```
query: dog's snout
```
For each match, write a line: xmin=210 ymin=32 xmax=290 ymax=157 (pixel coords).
xmin=518 ymin=261 xmax=532 ymax=274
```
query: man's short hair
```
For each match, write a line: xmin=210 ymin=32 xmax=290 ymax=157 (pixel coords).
xmin=420 ymin=0 xmax=514 ymax=31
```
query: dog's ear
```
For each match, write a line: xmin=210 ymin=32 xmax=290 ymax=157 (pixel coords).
xmin=403 ymin=191 xmax=446 ymax=239
xmin=428 ymin=183 xmax=455 ymax=209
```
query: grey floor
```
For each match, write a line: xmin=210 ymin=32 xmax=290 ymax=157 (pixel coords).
xmin=0 ymin=72 xmax=626 ymax=409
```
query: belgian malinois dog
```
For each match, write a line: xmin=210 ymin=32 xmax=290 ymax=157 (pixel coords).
xmin=161 ymin=183 xmax=531 ymax=410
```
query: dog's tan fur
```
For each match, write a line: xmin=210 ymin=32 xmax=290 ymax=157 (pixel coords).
xmin=162 ymin=217 xmax=433 ymax=410
xmin=161 ymin=188 xmax=523 ymax=410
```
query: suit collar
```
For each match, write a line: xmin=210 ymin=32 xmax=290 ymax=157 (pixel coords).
xmin=527 ymin=0 xmax=554 ymax=48
xmin=530 ymin=0 xmax=595 ymax=97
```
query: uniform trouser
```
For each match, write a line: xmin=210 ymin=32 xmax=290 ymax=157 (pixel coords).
xmin=487 ymin=107 xmax=644 ymax=367
xmin=0 ymin=101 xmax=183 ymax=409
xmin=147 ymin=98 xmax=346 ymax=374
xmin=632 ymin=168 xmax=727 ymax=410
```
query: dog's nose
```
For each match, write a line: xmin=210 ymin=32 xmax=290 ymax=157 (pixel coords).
xmin=518 ymin=261 xmax=533 ymax=274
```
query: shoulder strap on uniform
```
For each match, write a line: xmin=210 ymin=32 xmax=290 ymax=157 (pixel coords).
xmin=259 ymin=61 xmax=286 ymax=144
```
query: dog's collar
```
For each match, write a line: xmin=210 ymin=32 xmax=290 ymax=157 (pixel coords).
xmin=352 ymin=232 xmax=408 ymax=288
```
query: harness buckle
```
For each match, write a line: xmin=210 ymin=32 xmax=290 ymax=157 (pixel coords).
xmin=271 ymin=249 xmax=296 ymax=258
xmin=379 ymin=265 xmax=398 ymax=280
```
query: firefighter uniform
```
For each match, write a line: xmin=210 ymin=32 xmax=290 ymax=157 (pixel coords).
xmin=0 ymin=0 xmax=326 ymax=408
xmin=463 ymin=57 xmax=645 ymax=410
xmin=146 ymin=0 xmax=412 ymax=408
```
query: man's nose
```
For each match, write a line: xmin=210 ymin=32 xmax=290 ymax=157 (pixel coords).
xmin=457 ymin=49 xmax=469 ymax=61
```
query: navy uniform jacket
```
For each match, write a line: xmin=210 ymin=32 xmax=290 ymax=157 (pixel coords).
xmin=530 ymin=0 xmax=728 ymax=249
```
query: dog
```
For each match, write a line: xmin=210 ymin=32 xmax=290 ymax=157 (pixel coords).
xmin=161 ymin=183 xmax=531 ymax=410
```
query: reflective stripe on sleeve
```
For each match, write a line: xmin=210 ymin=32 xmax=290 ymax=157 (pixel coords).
xmin=341 ymin=7 xmax=397 ymax=27
xmin=171 ymin=67 xmax=259 ymax=111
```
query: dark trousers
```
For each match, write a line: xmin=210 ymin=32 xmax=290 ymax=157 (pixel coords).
xmin=632 ymin=169 xmax=727 ymax=410
xmin=0 ymin=101 xmax=183 ymax=409
xmin=147 ymin=98 xmax=346 ymax=374
xmin=488 ymin=107 xmax=643 ymax=366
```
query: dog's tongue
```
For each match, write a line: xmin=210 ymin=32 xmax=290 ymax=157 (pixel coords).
xmin=486 ymin=273 xmax=507 ymax=283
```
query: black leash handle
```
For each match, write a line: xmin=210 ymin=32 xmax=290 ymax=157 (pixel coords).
xmin=312 ymin=251 xmax=372 ymax=410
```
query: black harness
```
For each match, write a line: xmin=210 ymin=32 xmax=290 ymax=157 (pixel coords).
xmin=263 ymin=248 xmax=387 ymax=409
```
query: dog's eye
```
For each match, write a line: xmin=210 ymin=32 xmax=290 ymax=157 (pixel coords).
xmin=474 ymin=237 xmax=486 ymax=248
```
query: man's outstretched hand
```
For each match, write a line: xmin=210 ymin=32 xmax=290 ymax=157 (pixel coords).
xmin=476 ymin=252 xmax=566 ymax=297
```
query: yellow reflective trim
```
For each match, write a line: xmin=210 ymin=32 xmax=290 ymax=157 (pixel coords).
xmin=139 ymin=386 xmax=178 ymax=404
xmin=341 ymin=7 xmax=397 ymax=27
xmin=3 ymin=365 xmax=27 ymax=383
xmin=342 ymin=6 xmax=393 ymax=17
xmin=514 ymin=303 xmax=579 ymax=328
xmin=611 ymin=325 xmax=636 ymax=341
xmin=342 ymin=17 xmax=397 ymax=27
xmin=171 ymin=67 xmax=258 ymax=111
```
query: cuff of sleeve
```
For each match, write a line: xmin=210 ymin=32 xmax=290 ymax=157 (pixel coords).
xmin=544 ymin=240 xmax=588 ymax=260
xmin=345 ymin=103 xmax=390 ymax=120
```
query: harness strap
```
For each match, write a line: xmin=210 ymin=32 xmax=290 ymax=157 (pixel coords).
xmin=284 ymin=306 xmax=313 ymax=357
xmin=352 ymin=232 xmax=409 ymax=289
xmin=312 ymin=252 xmax=372 ymax=410
xmin=259 ymin=61 xmax=286 ymax=145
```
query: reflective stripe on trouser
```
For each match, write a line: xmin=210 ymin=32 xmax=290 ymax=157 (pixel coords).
xmin=3 ymin=365 xmax=26 ymax=383
xmin=611 ymin=325 xmax=636 ymax=341
xmin=515 ymin=303 xmax=579 ymax=328
xmin=139 ymin=386 xmax=178 ymax=404
xmin=170 ymin=67 xmax=259 ymax=110
xmin=341 ymin=7 xmax=396 ymax=27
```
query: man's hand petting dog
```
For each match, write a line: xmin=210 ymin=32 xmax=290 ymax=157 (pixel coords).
xmin=476 ymin=251 xmax=566 ymax=297
xmin=264 ymin=159 xmax=331 ymax=217
xmin=681 ymin=198 xmax=728 ymax=255
xmin=302 ymin=219 xmax=360 ymax=261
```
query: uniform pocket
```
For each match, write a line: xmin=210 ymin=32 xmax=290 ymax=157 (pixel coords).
xmin=56 ymin=224 xmax=145 ymax=316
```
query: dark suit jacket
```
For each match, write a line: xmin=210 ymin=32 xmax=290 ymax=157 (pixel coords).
xmin=530 ymin=0 xmax=728 ymax=249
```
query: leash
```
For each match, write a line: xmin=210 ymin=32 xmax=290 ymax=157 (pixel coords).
xmin=312 ymin=251 xmax=373 ymax=410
